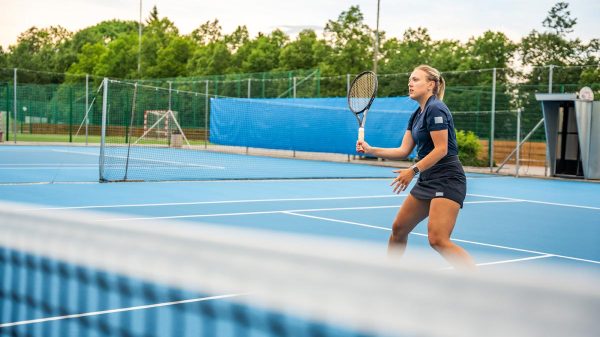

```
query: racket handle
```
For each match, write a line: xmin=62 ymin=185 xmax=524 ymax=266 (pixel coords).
xmin=358 ymin=127 xmax=364 ymax=142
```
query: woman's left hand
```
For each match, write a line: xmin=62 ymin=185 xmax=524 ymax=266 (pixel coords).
xmin=390 ymin=169 xmax=415 ymax=194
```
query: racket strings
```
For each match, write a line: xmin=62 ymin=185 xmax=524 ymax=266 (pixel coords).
xmin=349 ymin=73 xmax=377 ymax=113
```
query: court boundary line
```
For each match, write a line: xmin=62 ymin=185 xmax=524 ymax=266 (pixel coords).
xmin=0 ymin=293 xmax=248 ymax=329
xmin=22 ymin=194 xmax=408 ymax=211
xmin=20 ymin=192 xmax=599 ymax=211
xmin=283 ymin=212 xmax=600 ymax=265
xmin=98 ymin=200 xmax=519 ymax=222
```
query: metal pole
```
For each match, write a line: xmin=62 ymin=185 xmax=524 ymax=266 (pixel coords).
xmin=168 ymin=81 xmax=172 ymax=111
xmin=373 ymin=0 xmax=381 ymax=74
xmin=516 ymin=108 xmax=521 ymax=177
xmin=548 ymin=65 xmax=554 ymax=93
xmin=99 ymin=78 xmax=108 ymax=181
xmin=489 ymin=68 xmax=496 ymax=171
xmin=247 ymin=78 xmax=251 ymax=98
xmin=85 ymin=74 xmax=89 ymax=145
xmin=293 ymin=77 xmax=297 ymax=98
xmin=138 ymin=0 xmax=142 ymax=75
xmin=13 ymin=68 xmax=17 ymax=143
xmin=347 ymin=74 xmax=351 ymax=95
xmin=204 ymin=80 xmax=209 ymax=149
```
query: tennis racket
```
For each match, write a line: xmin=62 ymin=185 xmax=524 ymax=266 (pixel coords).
xmin=347 ymin=71 xmax=378 ymax=142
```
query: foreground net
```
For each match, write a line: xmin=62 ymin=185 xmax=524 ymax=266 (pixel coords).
xmin=99 ymin=79 xmax=415 ymax=182
xmin=1 ymin=201 xmax=598 ymax=337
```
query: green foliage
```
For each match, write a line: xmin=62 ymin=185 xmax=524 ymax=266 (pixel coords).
xmin=543 ymin=2 xmax=577 ymax=36
xmin=1 ymin=1 xmax=597 ymax=94
xmin=456 ymin=130 xmax=485 ymax=167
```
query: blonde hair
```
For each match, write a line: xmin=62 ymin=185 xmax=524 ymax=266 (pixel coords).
xmin=415 ymin=65 xmax=445 ymax=101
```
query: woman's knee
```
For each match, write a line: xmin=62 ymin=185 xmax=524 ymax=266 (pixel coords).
xmin=391 ymin=220 xmax=411 ymax=239
xmin=427 ymin=229 xmax=450 ymax=250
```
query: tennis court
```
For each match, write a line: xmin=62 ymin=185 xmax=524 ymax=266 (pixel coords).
xmin=1 ymin=143 xmax=599 ymax=337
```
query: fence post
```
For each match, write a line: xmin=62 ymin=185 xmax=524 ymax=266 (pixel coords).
xmin=85 ymin=74 xmax=89 ymax=145
xmin=69 ymin=86 xmax=73 ymax=143
xmin=516 ymin=108 xmax=521 ymax=177
xmin=548 ymin=65 xmax=554 ymax=93
xmin=489 ymin=68 xmax=496 ymax=171
xmin=247 ymin=78 xmax=251 ymax=98
xmin=168 ymin=81 xmax=172 ymax=111
xmin=293 ymin=77 xmax=297 ymax=98
xmin=346 ymin=74 xmax=351 ymax=95
xmin=13 ymin=68 xmax=17 ymax=143
xmin=205 ymin=80 xmax=209 ymax=149
xmin=5 ymin=84 xmax=9 ymax=141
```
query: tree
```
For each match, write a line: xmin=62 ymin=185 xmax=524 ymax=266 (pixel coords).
xmin=237 ymin=30 xmax=288 ymax=73
xmin=278 ymin=29 xmax=330 ymax=70
xmin=379 ymin=28 xmax=433 ymax=75
xmin=187 ymin=41 xmax=232 ymax=76
xmin=542 ymin=2 xmax=576 ymax=36
xmin=149 ymin=36 xmax=195 ymax=78
xmin=322 ymin=6 xmax=374 ymax=75
xmin=191 ymin=20 xmax=222 ymax=46
xmin=7 ymin=26 xmax=73 ymax=81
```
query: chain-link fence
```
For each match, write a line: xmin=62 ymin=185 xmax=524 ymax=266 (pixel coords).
xmin=1 ymin=65 xmax=598 ymax=172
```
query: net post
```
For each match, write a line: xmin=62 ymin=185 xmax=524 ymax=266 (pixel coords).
xmin=13 ymin=68 xmax=17 ymax=143
xmin=99 ymin=78 xmax=108 ymax=182
xmin=489 ymin=68 xmax=496 ymax=172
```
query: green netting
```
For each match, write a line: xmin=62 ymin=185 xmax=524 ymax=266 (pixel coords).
xmin=1 ymin=65 xmax=598 ymax=149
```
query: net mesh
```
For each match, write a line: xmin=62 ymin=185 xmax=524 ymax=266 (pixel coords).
xmin=99 ymin=79 xmax=405 ymax=182
xmin=1 ymin=201 xmax=598 ymax=337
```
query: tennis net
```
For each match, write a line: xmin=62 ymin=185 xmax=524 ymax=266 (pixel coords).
xmin=2 ymin=201 xmax=599 ymax=337
xmin=98 ymin=79 xmax=416 ymax=182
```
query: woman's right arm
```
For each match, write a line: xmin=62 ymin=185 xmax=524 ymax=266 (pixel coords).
xmin=356 ymin=131 xmax=415 ymax=160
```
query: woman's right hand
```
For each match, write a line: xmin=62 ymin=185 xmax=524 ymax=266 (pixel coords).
xmin=356 ymin=140 xmax=371 ymax=154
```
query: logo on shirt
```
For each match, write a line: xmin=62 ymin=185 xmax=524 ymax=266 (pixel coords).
xmin=434 ymin=116 xmax=443 ymax=124
xmin=435 ymin=192 xmax=444 ymax=197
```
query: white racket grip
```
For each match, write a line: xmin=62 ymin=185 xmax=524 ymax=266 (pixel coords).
xmin=358 ymin=127 xmax=364 ymax=142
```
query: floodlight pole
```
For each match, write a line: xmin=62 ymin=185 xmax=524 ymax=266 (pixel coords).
xmin=373 ymin=0 xmax=381 ymax=74
xmin=138 ymin=0 xmax=142 ymax=75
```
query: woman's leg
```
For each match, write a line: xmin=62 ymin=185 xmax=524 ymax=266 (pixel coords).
xmin=388 ymin=194 xmax=430 ymax=256
xmin=427 ymin=198 xmax=475 ymax=269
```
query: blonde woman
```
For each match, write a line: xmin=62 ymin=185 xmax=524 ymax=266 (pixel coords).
xmin=357 ymin=65 xmax=475 ymax=269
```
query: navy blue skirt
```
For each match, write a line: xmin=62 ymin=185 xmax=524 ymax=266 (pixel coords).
xmin=410 ymin=155 xmax=467 ymax=208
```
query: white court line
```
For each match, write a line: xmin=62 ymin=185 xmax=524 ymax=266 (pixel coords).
xmin=0 ymin=293 xmax=247 ymax=328
xmin=99 ymin=205 xmax=406 ymax=222
xmin=0 ymin=167 xmax=98 ymax=170
xmin=98 ymin=200 xmax=517 ymax=222
xmin=0 ymin=163 xmax=98 ymax=166
xmin=22 ymin=194 xmax=408 ymax=211
xmin=475 ymin=254 xmax=555 ymax=267
xmin=469 ymin=193 xmax=600 ymax=211
xmin=52 ymin=149 xmax=226 ymax=170
xmin=282 ymin=212 xmax=600 ymax=265
xmin=21 ymin=192 xmax=598 ymax=212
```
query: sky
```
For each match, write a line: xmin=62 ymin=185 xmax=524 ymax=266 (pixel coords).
xmin=1 ymin=0 xmax=598 ymax=49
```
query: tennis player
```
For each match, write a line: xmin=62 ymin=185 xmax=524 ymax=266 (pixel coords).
xmin=356 ymin=65 xmax=475 ymax=269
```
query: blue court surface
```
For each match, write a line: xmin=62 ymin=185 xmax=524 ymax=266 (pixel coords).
xmin=1 ymin=144 xmax=599 ymax=336
xmin=1 ymin=144 xmax=598 ymax=271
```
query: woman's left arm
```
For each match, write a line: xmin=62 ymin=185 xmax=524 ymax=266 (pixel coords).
xmin=390 ymin=130 xmax=447 ymax=193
